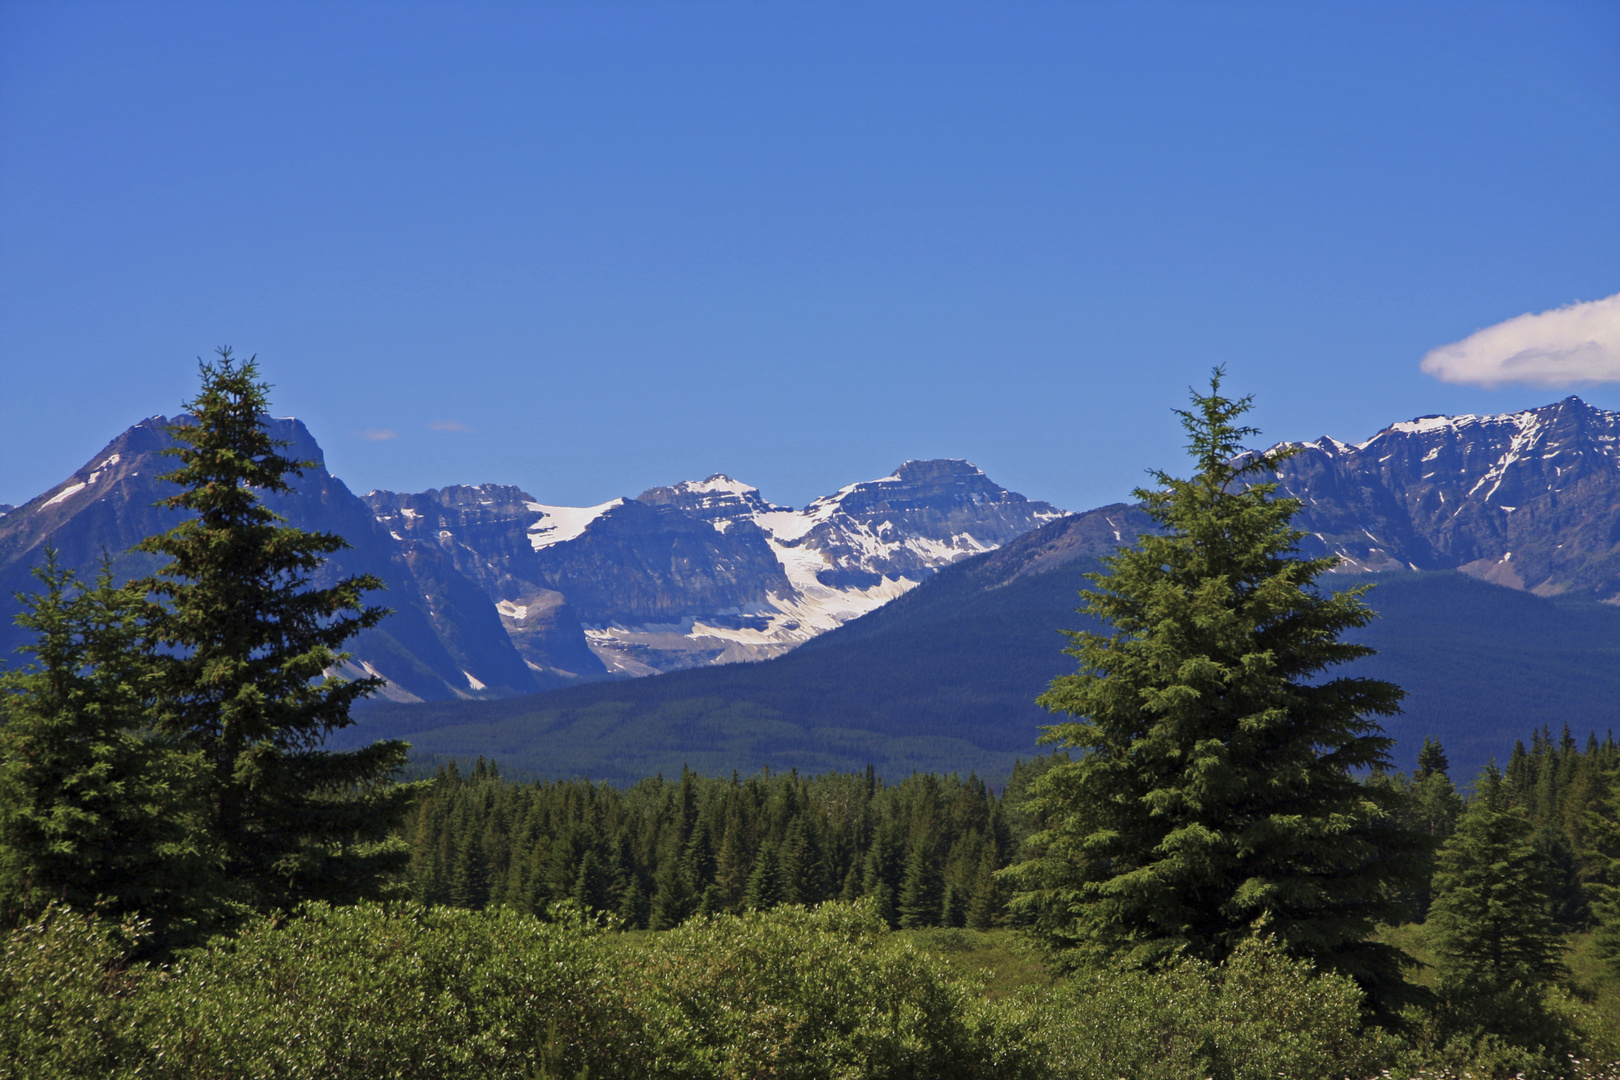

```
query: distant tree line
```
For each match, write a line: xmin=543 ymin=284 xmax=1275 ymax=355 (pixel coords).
xmin=400 ymin=757 xmax=1054 ymax=932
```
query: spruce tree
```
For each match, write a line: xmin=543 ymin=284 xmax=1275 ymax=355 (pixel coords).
xmin=940 ymin=883 xmax=967 ymax=928
xmin=696 ymin=883 xmax=724 ymax=918
xmin=779 ymin=816 xmax=825 ymax=906
xmin=134 ymin=351 xmax=415 ymax=912
xmin=1428 ymin=768 xmax=1565 ymax=989
xmin=1005 ymin=372 xmax=1426 ymax=1013
xmin=618 ymin=878 xmax=650 ymax=929
xmin=0 ymin=554 xmax=221 ymax=942
xmin=1415 ymin=736 xmax=1450 ymax=781
xmin=743 ymin=841 xmax=786 ymax=912
xmin=649 ymin=857 xmax=694 ymax=929
xmin=572 ymin=849 xmax=609 ymax=912
xmin=966 ymin=850 xmax=1001 ymax=930
xmin=862 ymin=826 xmax=902 ymax=928
xmin=1428 ymin=767 xmax=1571 ymax=1055
xmin=898 ymin=844 xmax=941 ymax=929
xmin=714 ymin=814 xmax=750 ymax=912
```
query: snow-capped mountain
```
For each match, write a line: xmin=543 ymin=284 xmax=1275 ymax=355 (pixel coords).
xmin=1275 ymin=395 xmax=1620 ymax=601
xmin=366 ymin=459 xmax=1065 ymax=677
xmin=11 ymin=395 xmax=1613 ymax=707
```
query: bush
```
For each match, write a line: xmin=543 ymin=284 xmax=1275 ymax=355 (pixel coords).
xmin=0 ymin=905 xmax=143 ymax=1080
xmin=1026 ymin=936 xmax=1396 ymax=1080
xmin=1389 ymin=978 xmax=1620 ymax=1080
xmin=626 ymin=900 xmax=1045 ymax=1079
xmin=124 ymin=902 xmax=644 ymax=1079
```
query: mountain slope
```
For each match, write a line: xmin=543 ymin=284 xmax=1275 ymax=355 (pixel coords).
xmin=363 ymin=459 xmax=1064 ymax=677
xmin=338 ymin=496 xmax=1620 ymax=785
xmin=1278 ymin=395 xmax=1620 ymax=598
xmin=0 ymin=416 xmax=539 ymax=701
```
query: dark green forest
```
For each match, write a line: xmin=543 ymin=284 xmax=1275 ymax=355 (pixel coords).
xmin=8 ymin=365 xmax=1620 ymax=1079
xmin=401 ymin=759 xmax=1028 ymax=932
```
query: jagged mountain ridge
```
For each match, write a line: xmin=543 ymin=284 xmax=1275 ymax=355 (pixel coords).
xmin=1277 ymin=395 xmax=1620 ymax=600
xmin=6 ymin=395 xmax=1618 ymax=715
xmin=1 ymin=419 xmax=1064 ymax=700
xmin=364 ymin=459 xmax=1066 ymax=677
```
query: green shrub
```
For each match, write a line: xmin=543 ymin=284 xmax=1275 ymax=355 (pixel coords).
xmin=0 ymin=905 xmax=143 ymax=1080
xmin=627 ymin=900 xmax=1045 ymax=1079
xmin=1388 ymin=978 xmax=1620 ymax=1080
xmin=1027 ymin=936 xmax=1396 ymax=1080
xmin=124 ymin=902 xmax=643 ymax=1080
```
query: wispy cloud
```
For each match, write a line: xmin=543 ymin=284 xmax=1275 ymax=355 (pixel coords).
xmin=363 ymin=428 xmax=399 ymax=441
xmin=428 ymin=419 xmax=472 ymax=433
xmin=1421 ymin=292 xmax=1620 ymax=388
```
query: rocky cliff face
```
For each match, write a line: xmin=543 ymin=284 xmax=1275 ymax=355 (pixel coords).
xmin=1275 ymin=396 xmax=1620 ymax=600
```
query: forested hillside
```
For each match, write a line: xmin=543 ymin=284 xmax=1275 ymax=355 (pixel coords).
xmin=339 ymin=558 xmax=1620 ymax=784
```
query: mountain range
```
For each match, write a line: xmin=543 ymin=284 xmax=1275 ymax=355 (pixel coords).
xmin=4 ymin=395 xmax=1619 ymax=782
xmin=0 ymin=419 xmax=1061 ymax=700
xmin=361 ymin=460 xmax=1061 ymax=681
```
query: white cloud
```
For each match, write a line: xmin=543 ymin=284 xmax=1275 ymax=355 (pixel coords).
xmin=427 ymin=419 xmax=472 ymax=433
xmin=363 ymin=428 xmax=398 ymax=441
xmin=1420 ymin=292 xmax=1620 ymax=388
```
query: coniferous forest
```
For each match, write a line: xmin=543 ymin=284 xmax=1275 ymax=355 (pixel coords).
xmin=10 ymin=364 xmax=1620 ymax=1079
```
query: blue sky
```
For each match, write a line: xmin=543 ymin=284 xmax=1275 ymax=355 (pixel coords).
xmin=2 ymin=1 xmax=1617 ymax=512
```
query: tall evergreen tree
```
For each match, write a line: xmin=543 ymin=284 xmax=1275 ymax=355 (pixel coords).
xmin=744 ymin=841 xmax=786 ymax=912
xmin=862 ymin=825 xmax=902 ymax=928
xmin=966 ymin=849 xmax=1001 ymax=930
xmin=714 ymin=812 xmax=751 ymax=912
xmin=1415 ymin=736 xmax=1450 ymax=781
xmin=0 ymin=554 xmax=220 ymax=942
xmin=134 ymin=351 xmax=416 ymax=912
xmin=1005 ymin=372 xmax=1427 ymax=1013
xmin=648 ymin=857 xmax=694 ymax=929
xmin=779 ymin=816 xmax=825 ymax=907
xmin=898 ymin=844 xmax=942 ymax=929
xmin=1429 ymin=768 xmax=1566 ymax=989
xmin=940 ymin=883 xmax=967 ymax=928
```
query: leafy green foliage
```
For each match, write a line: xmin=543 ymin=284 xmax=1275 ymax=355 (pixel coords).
xmin=126 ymin=902 xmax=642 ymax=1079
xmin=0 ymin=900 xmax=1042 ymax=1080
xmin=629 ymin=901 xmax=1044 ymax=1079
xmin=0 ymin=904 xmax=144 ymax=1079
xmin=132 ymin=350 xmax=415 ymax=912
xmin=1028 ymin=936 xmax=1397 ymax=1080
xmin=1007 ymin=373 xmax=1428 ymax=1011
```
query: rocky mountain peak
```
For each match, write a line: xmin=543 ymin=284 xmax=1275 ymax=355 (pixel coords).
xmin=636 ymin=473 xmax=786 ymax=524
xmin=1274 ymin=397 xmax=1620 ymax=599
xmin=0 ymin=416 xmax=542 ymax=705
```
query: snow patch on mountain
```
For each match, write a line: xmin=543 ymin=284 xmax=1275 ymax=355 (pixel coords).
xmin=367 ymin=458 xmax=1066 ymax=678
xmin=41 ymin=482 xmax=88 ymax=509
xmin=524 ymin=498 xmax=625 ymax=550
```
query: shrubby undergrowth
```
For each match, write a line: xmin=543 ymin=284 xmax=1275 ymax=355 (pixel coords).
xmin=15 ymin=898 xmax=1612 ymax=1080
xmin=1 ymin=900 xmax=1038 ymax=1080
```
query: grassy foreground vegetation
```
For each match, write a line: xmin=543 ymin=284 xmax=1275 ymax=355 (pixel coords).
xmin=8 ymin=894 xmax=1620 ymax=1079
